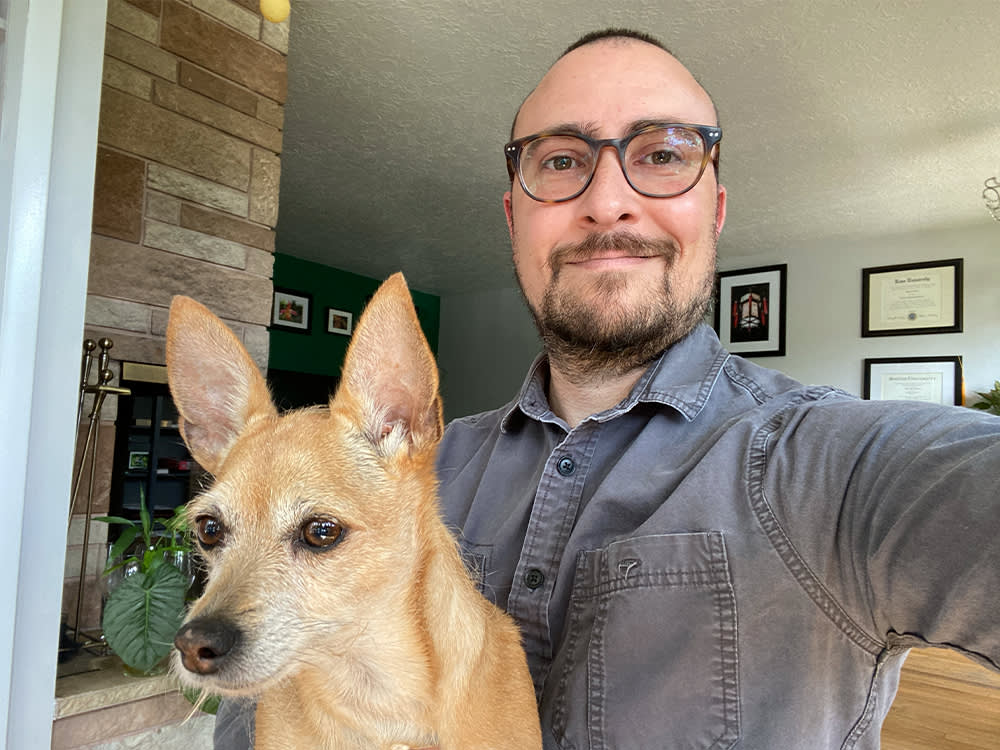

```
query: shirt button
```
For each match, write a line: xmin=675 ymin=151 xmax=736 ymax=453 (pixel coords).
xmin=524 ymin=568 xmax=545 ymax=589
xmin=556 ymin=455 xmax=575 ymax=476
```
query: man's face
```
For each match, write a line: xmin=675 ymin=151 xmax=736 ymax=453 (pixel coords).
xmin=505 ymin=40 xmax=727 ymax=371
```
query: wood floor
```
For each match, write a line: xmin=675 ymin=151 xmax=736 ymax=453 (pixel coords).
xmin=881 ymin=649 xmax=1000 ymax=749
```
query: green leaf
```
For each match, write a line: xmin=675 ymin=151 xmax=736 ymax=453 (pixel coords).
xmin=145 ymin=550 xmax=163 ymax=573
xmin=102 ymin=562 xmax=188 ymax=673
xmin=182 ymin=687 xmax=221 ymax=715
xmin=165 ymin=504 xmax=190 ymax=535
xmin=970 ymin=382 xmax=1000 ymax=415
xmin=94 ymin=515 xmax=138 ymax=527
xmin=139 ymin=486 xmax=153 ymax=547
xmin=103 ymin=526 xmax=139 ymax=575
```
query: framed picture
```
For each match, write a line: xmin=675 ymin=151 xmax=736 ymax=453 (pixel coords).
xmin=861 ymin=258 xmax=963 ymax=337
xmin=127 ymin=451 xmax=149 ymax=472
xmin=863 ymin=356 xmax=963 ymax=405
xmin=271 ymin=288 xmax=312 ymax=333
xmin=714 ymin=264 xmax=787 ymax=357
xmin=325 ymin=307 xmax=353 ymax=336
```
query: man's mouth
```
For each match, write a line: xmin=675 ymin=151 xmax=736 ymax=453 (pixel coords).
xmin=550 ymin=232 xmax=678 ymax=274
xmin=565 ymin=254 xmax=659 ymax=269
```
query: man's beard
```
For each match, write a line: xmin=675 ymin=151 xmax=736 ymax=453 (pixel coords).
xmin=516 ymin=230 xmax=716 ymax=381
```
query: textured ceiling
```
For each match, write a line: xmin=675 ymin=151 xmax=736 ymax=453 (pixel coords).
xmin=275 ymin=0 xmax=999 ymax=295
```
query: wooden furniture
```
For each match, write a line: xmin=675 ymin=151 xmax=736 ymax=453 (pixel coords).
xmin=882 ymin=649 xmax=1000 ymax=749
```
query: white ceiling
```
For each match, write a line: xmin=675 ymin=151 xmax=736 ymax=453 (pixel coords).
xmin=275 ymin=0 xmax=999 ymax=295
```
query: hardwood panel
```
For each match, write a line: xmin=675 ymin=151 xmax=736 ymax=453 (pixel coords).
xmin=882 ymin=649 xmax=1000 ymax=749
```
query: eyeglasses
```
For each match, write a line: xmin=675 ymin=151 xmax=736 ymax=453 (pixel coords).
xmin=504 ymin=123 xmax=722 ymax=203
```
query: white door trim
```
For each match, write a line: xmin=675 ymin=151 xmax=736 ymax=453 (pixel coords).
xmin=0 ymin=0 xmax=106 ymax=744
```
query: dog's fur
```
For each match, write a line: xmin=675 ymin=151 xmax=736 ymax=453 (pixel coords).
xmin=166 ymin=274 xmax=541 ymax=750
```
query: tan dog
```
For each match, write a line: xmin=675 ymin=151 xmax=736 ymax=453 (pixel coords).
xmin=167 ymin=273 xmax=541 ymax=750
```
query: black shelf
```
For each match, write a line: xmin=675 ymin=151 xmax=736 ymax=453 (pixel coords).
xmin=109 ymin=365 xmax=201 ymax=523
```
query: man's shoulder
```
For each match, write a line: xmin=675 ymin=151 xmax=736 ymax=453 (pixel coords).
xmin=435 ymin=400 xmax=520 ymax=483
xmin=703 ymin=352 xmax=856 ymax=427
xmin=442 ymin=401 xmax=513 ymax=442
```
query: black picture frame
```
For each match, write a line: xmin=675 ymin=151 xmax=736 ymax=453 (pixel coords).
xmin=863 ymin=356 xmax=963 ymax=405
xmin=714 ymin=263 xmax=787 ymax=357
xmin=271 ymin=287 xmax=312 ymax=333
xmin=861 ymin=258 xmax=963 ymax=337
xmin=325 ymin=307 xmax=353 ymax=336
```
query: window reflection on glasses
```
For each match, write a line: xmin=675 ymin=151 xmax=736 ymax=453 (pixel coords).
xmin=504 ymin=123 xmax=722 ymax=203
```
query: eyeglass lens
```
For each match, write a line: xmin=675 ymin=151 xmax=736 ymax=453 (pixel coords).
xmin=519 ymin=126 xmax=708 ymax=202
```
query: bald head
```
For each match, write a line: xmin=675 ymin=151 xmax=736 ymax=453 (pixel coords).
xmin=509 ymin=30 xmax=719 ymax=141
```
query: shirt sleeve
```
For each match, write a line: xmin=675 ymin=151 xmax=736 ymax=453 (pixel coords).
xmin=763 ymin=398 xmax=1000 ymax=671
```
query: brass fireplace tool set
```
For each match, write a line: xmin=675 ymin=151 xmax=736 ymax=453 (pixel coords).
xmin=65 ymin=337 xmax=130 ymax=647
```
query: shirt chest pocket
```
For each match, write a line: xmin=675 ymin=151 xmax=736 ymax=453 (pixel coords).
xmin=545 ymin=532 xmax=740 ymax=750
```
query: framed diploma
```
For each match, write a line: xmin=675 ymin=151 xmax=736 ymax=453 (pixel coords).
xmin=863 ymin=356 xmax=963 ymax=405
xmin=714 ymin=264 xmax=787 ymax=357
xmin=861 ymin=258 xmax=963 ymax=337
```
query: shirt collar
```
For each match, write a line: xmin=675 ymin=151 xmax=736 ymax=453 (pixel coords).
xmin=501 ymin=323 xmax=730 ymax=432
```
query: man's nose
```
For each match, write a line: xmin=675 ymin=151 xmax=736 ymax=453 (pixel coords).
xmin=576 ymin=147 xmax=640 ymax=226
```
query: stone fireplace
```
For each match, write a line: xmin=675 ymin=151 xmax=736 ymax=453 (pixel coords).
xmin=63 ymin=0 xmax=287 ymax=644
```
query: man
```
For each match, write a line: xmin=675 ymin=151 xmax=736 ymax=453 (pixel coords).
xmin=216 ymin=29 xmax=999 ymax=749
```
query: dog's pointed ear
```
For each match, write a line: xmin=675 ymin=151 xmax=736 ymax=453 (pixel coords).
xmin=166 ymin=296 xmax=276 ymax=474
xmin=338 ymin=273 xmax=443 ymax=451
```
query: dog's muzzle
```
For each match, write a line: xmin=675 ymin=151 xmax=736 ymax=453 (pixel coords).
xmin=174 ymin=616 xmax=242 ymax=675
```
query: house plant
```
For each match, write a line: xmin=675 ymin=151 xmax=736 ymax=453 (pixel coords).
xmin=97 ymin=490 xmax=192 ymax=675
xmin=970 ymin=381 xmax=1000 ymax=416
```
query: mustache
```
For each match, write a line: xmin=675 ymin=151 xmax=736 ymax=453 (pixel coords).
xmin=548 ymin=232 xmax=679 ymax=271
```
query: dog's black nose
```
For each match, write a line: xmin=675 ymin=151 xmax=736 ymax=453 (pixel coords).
xmin=174 ymin=616 xmax=241 ymax=675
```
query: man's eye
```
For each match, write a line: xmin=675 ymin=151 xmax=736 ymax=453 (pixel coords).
xmin=301 ymin=518 xmax=346 ymax=550
xmin=196 ymin=516 xmax=224 ymax=548
xmin=542 ymin=154 xmax=579 ymax=171
xmin=645 ymin=149 xmax=678 ymax=165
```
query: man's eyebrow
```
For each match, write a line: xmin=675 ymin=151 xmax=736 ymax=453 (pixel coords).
xmin=528 ymin=121 xmax=601 ymax=138
xmin=527 ymin=119 xmax=704 ymax=139
xmin=625 ymin=118 xmax=699 ymax=133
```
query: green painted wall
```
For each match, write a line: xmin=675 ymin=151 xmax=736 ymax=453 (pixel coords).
xmin=268 ymin=253 xmax=440 ymax=377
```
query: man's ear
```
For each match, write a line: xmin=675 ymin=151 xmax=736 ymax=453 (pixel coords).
xmin=503 ymin=190 xmax=515 ymax=241
xmin=165 ymin=296 xmax=276 ymax=474
xmin=715 ymin=183 xmax=727 ymax=238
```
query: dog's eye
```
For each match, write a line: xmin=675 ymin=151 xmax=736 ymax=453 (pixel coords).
xmin=196 ymin=516 xmax=224 ymax=548
xmin=301 ymin=518 xmax=345 ymax=550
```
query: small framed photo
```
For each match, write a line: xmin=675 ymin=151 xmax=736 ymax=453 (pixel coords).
xmin=127 ymin=451 xmax=149 ymax=472
xmin=325 ymin=308 xmax=353 ymax=336
xmin=714 ymin=264 xmax=787 ymax=357
xmin=271 ymin=288 xmax=312 ymax=333
xmin=861 ymin=258 xmax=963 ymax=337
xmin=863 ymin=356 xmax=963 ymax=405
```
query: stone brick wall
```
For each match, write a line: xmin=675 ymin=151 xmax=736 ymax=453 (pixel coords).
xmin=64 ymin=0 xmax=288 ymax=634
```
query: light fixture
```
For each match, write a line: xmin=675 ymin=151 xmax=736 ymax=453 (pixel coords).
xmin=984 ymin=177 xmax=1000 ymax=222
xmin=260 ymin=0 xmax=290 ymax=23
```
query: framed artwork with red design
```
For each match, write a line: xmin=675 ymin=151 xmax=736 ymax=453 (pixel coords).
xmin=714 ymin=264 xmax=787 ymax=357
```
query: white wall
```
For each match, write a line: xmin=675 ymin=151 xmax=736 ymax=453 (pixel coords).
xmin=438 ymin=286 xmax=538 ymax=421
xmin=437 ymin=221 xmax=999 ymax=420
xmin=721 ymin=222 xmax=999 ymax=400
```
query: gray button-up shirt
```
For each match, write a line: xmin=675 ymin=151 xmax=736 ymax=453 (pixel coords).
xmin=437 ymin=323 xmax=1000 ymax=749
